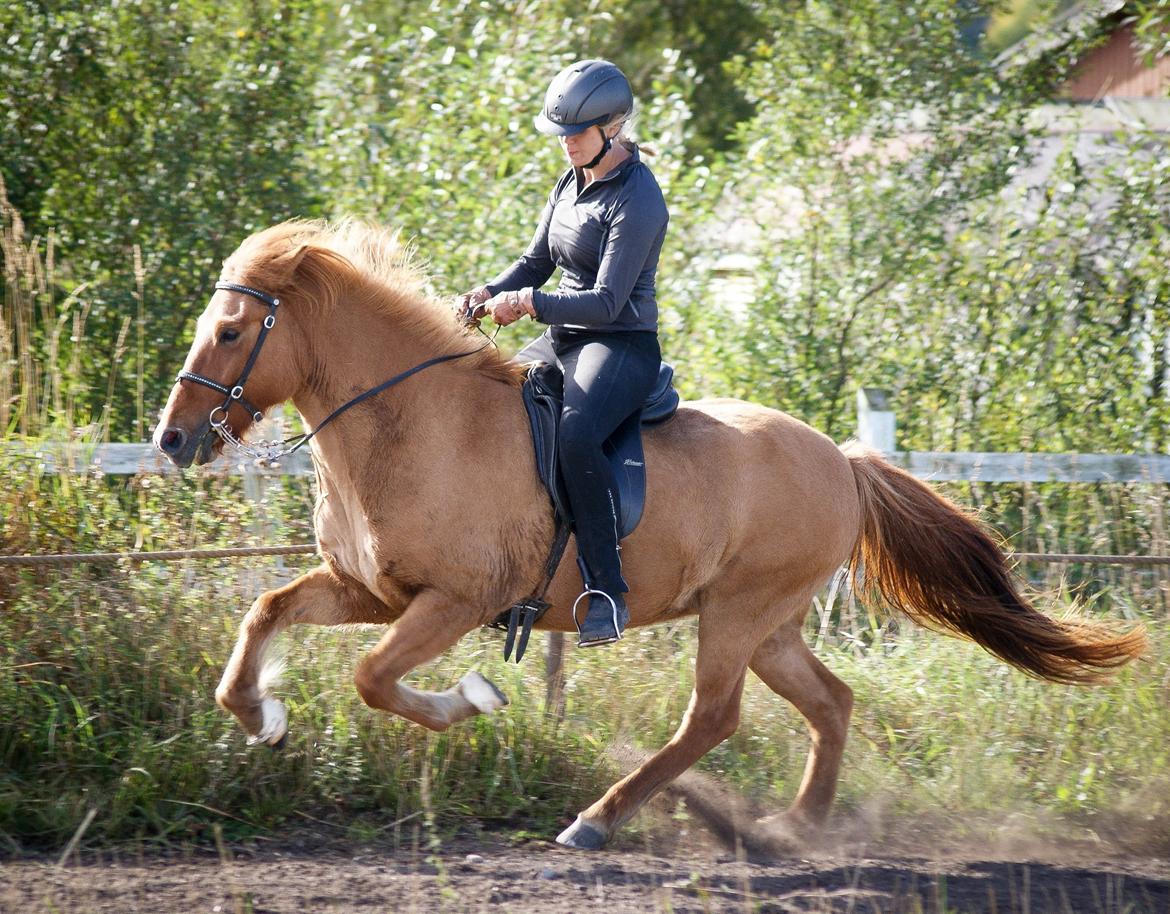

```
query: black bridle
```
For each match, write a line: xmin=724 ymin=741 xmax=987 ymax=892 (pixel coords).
xmin=178 ymin=281 xmax=280 ymax=430
xmin=177 ymin=281 xmax=496 ymax=463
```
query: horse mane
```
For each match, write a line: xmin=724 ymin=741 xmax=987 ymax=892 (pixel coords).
xmin=224 ymin=218 xmax=523 ymax=386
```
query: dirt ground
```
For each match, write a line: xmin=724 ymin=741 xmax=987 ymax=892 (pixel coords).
xmin=3 ymin=829 xmax=1168 ymax=914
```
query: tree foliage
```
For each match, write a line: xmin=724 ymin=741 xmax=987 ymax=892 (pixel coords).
xmin=1 ymin=0 xmax=1167 ymax=455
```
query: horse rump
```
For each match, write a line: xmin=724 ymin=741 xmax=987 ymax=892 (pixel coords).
xmin=842 ymin=443 xmax=1147 ymax=684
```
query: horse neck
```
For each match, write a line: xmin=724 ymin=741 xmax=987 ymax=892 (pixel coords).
xmin=289 ymin=285 xmax=486 ymax=476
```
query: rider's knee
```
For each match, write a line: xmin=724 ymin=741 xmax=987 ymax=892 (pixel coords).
xmin=558 ymin=412 xmax=602 ymax=463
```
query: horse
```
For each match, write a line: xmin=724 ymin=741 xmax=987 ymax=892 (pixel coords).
xmin=153 ymin=219 xmax=1147 ymax=851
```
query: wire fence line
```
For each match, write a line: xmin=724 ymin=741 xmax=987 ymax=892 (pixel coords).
xmin=2 ymin=545 xmax=1169 ymax=568
xmin=0 ymin=545 xmax=317 ymax=566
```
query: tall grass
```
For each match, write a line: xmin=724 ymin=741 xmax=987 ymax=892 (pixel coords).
xmin=1 ymin=177 xmax=108 ymax=441
xmin=1 ymin=193 xmax=1166 ymax=857
xmin=2 ymin=540 xmax=1166 ymax=854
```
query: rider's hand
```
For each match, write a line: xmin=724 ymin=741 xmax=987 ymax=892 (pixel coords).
xmin=485 ymin=288 xmax=536 ymax=327
xmin=456 ymin=285 xmax=492 ymax=323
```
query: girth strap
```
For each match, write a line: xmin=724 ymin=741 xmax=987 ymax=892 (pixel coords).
xmin=493 ymin=518 xmax=571 ymax=663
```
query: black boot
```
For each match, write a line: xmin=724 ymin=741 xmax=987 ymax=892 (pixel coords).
xmin=573 ymin=557 xmax=630 ymax=647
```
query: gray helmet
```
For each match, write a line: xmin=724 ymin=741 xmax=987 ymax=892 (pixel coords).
xmin=534 ymin=59 xmax=633 ymax=136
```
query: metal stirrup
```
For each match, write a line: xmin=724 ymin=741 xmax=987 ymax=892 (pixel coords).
xmin=571 ymin=588 xmax=622 ymax=640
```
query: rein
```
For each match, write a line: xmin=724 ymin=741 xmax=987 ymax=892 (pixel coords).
xmin=178 ymin=281 xmax=498 ymax=464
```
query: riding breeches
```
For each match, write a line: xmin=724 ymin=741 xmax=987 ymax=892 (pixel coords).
xmin=518 ymin=327 xmax=661 ymax=594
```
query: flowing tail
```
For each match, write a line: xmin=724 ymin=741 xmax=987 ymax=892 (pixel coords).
xmin=843 ymin=444 xmax=1147 ymax=684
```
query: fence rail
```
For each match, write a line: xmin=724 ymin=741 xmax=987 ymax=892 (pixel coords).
xmin=1 ymin=442 xmax=313 ymax=477
xmin=4 ymin=443 xmax=1169 ymax=484
xmin=5 ymin=387 xmax=1166 ymax=482
xmin=898 ymin=451 xmax=1170 ymax=483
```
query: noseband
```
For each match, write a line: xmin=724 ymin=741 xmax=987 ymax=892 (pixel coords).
xmin=176 ymin=281 xmax=496 ymax=464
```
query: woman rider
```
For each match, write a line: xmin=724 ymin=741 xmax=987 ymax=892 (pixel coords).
xmin=460 ymin=59 xmax=668 ymax=648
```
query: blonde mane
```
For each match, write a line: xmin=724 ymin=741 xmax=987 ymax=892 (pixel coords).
xmin=225 ymin=218 xmax=522 ymax=385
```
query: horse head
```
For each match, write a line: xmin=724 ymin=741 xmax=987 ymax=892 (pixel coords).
xmin=153 ymin=221 xmax=355 ymax=467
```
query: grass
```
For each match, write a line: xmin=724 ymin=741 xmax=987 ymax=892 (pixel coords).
xmin=2 ymin=486 xmax=1167 ymax=857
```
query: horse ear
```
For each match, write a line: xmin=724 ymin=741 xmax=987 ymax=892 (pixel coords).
xmin=273 ymin=242 xmax=313 ymax=273
xmin=278 ymin=242 xmax=356 ymax=310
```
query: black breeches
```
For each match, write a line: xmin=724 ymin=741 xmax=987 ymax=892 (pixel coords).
xmin=520 ymin=327 xmax=660 ymax=594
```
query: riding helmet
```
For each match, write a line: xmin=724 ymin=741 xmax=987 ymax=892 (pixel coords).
xmin=534 ymin=59 xmax=633 ymax=136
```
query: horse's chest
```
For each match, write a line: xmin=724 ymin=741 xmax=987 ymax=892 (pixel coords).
xmin=313 ymin=483 xmax=397 ymax=604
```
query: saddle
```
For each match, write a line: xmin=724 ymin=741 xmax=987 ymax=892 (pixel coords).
xmin=491 ymin=359 xmax=680 ymax=661
xmin=522 ymin=360 xmax=680 ymax=539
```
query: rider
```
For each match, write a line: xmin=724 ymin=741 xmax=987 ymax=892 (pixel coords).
xmin=460 ymin=59 xmax=668 ymax=647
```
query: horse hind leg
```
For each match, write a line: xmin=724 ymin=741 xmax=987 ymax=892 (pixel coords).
xmin=557 ymin=605 xmax=763 ymax=850
xmin=215 ymin=565 xmax=385 ymax=747
xmin=748 ymin=624 xmax=854 ymax=835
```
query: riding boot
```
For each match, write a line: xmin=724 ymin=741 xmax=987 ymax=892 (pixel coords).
xmin=573 ymin=556 xmax=630 ymax=647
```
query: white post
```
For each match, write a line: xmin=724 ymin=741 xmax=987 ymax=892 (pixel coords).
xmin=857 ymin=387 xmax=896 ymax=453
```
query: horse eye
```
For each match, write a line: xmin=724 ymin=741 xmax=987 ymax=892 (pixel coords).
xmin=219 ymin=328 xmax=241 ymax=344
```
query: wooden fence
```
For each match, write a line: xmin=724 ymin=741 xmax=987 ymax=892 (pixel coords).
xmin=6 ymin=387 xmax=1168 ymax=483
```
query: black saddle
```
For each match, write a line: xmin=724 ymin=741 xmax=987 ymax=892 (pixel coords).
xmin=521 ymin=360 xmax=679 ymax=538
xmin=489 ymin=341 xmax=679 ymax=663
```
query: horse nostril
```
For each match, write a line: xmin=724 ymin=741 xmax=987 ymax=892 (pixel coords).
xmin=159 ymin=428 xmax=187 ymax=455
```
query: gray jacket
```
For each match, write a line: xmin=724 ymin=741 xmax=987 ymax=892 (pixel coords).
xmin=487 ymin=147 xmax=668 ymax=332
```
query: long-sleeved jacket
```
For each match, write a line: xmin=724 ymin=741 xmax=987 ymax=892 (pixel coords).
xmin=486 ymin=146 xmax=668 ymax=332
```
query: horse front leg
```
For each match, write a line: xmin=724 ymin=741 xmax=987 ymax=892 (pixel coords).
xmin=353 ymin=588 xmax=508 ymax=731
xmin=215 ymin=565 xmax=384 ymax=746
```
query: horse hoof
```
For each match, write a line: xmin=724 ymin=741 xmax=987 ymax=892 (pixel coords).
xmin=555 ymin=817 xmax=609 ymax=850
xmin=750 ymin=812 xmax=818 ymax=853
xmin=245 ymin=696 xmax=288 ymax=747
xmin=459 ymin=671 xmax=508 ymax=714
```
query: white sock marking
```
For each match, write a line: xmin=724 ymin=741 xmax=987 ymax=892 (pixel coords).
xmin=459 ymin=671 xmax=508 ymax=714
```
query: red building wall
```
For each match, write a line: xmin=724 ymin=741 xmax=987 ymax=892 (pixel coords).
xmin=1063 ymin=24 xmax=1170 ymax=100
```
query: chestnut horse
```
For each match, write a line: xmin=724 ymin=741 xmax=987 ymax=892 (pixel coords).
xmin=154 ymin=220 xmax=1146 ymax=850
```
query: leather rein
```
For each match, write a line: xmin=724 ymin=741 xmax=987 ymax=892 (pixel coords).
xmin=178 ymin=281 xmax=496 ymax=464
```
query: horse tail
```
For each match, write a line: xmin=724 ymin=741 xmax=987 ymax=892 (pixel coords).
xmin=842 ymin=443 xmax=1147 ymax=684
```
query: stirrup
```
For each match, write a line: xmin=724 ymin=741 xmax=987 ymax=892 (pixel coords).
xmin=572 ymin=589 xmax=623 ymax=647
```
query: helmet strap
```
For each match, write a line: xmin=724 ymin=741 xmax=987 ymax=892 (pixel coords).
xmin=582 ymin=126 xmax=612 ymax=170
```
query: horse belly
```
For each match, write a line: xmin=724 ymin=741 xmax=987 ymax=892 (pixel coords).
xmin=639 ymin=400 xmax=859 ymax=590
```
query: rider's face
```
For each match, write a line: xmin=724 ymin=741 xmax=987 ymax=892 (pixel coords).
xmin=559 ymin=127 xmax=609 ymax=168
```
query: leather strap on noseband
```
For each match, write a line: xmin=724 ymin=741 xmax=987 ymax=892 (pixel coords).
xmin=176 ymin=281 xmax=280 ymax=424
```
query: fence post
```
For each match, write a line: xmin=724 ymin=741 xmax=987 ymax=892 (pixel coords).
xmin=856 ymin=387 xmax=895 ymax=453
xmin=545 ymin=632 xmax=566 ymax=720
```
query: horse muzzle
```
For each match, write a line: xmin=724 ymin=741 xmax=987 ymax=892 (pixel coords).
xmin=153 ymin=418 xmax=221 ymax=468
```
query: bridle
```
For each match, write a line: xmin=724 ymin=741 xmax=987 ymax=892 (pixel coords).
xmin=178 ymin=281 xmax=279 ymax=435
xmin=177 ymin=280 xmax=496 ymax=464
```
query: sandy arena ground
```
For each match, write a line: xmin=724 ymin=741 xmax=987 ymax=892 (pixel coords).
xmin=4 ymin=829 xmax=1168 ymax=914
